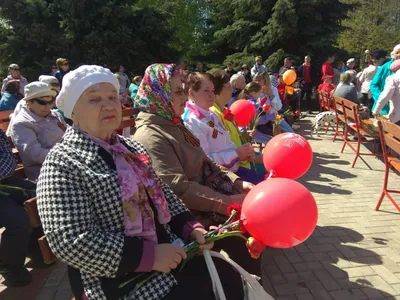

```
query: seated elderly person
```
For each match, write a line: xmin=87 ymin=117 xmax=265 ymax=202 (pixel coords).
xmin=134 ymin=64 xmax=262 ymax=277
xmin=226 ymin=73 xmax=246 ymax=107
xmin=0 ymin=129 xmax=36 ymax=286
xmin=334 ymin=72 xmax=359 ymax=104
xmin=183 ymin=72 xmax=265 ymax=185
xmin=37 ymin=65 xmax=244 ymax=300
xmin=0 ymin=80 xmax=20 ymax=111
xmin=8 ymin=82 xmax=66 ymax=180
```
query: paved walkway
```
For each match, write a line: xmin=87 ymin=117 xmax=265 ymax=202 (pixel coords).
xmin=1 ymin=116 xmax=400 ymax=300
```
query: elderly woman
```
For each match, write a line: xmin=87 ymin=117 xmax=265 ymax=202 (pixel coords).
xmin=183 ymin=72 xmax=265 ymax=185
xmin=8 ymin=82 xmax=65 ymax=180
xmin=0 ymin=80 xmax=20 ymax=111
xmin=1 ymin=64 xmax=28 ymax=97
xmin=134 ymin=64 xmax=262 ymax=278
xmin=37 ymin=65 xmax=244 ymax=300
xmin=334 ymin=72 xmax=359 ymax=104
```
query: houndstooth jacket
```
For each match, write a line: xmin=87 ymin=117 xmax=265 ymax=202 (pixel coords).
xmin=37 ymin=127 xmax=195 ymax=300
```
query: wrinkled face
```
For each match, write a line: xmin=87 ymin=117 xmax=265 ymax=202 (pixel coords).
xmin=235 ymin=77 xmax=246 ymax=90
xmin=72 ymin=83 xmax=121 ymax=139
xmin=218 ymin=81 xmax=233 ymax=105
xmin=27 ymin=96 xmax=55 ymax=117
xmin=189 ymin=79 xmax=215 ymax=110
xmin=170 ymin=75 xmax=187 ymax=116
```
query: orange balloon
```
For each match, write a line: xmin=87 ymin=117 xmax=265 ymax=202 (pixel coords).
xmin=283 ymin=70 xmax=297 ymax=85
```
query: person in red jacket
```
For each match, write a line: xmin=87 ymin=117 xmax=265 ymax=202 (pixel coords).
xmin=321 ymin=55 xmax=335 ymax=82
xmin=318 ymin=75 xmax=335 ymax=94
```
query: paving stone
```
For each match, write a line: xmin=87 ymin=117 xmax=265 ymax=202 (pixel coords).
xmin=304 ymin=281 xmax=333 ymax=300
xmin=329 ymin=289 xmax=367 ymax=300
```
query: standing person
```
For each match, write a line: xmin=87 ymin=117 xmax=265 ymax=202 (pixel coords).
xmin=0 ymin=129 xmax=36 ymax=287
xmin=370 ymin=44 xmax=400 ymax=115
xmin=239 ymin=64 xmax=252 ymax=83
xmin=115 ymin=65 xmax=130 ymax=94
xmin=0 ymin=81 xmax=20 ymax=111
xmin=54 ymin=58 xmax=70 ymax=87
xmin=129 ymin=76 xmax=142 ymax=105
xmin=251 ymin=56 xmax=267 ymax=78
xmin=373 ymin=69 xmax=400 ymax=125
xmin=297 ymin=55 xmax=317 ymax=114
xmin=224 ymin=61 xmax=236 ymax=78
xmin=195 ymin=62 xmax=204 ymax=73
xmin=1 ymin=64 xmax=28 ymax=97
xmin=321 ymin=55 xmax=335 ymax=81
xmin=359 ymin=50 xmax=387 ymax=110
xmin=333 ymin=60 xmax=344 ymax=86
xmin=278 ymin=57 xmax=292 ymax=75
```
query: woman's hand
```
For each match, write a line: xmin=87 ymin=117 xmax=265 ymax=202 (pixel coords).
xmin=190 ymin=227 xmax=214 ymax=250
xmin=236 ymin=143 xmax=255 ymax=161
xmin=248 ymin=129 xmax=256 ymax=139
xmin=153 ymin=244 xmax=187 ymax=273
xmin=234 ymin=179 xmax=254 ymax=194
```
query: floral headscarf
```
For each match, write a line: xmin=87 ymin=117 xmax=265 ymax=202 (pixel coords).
xmin=135 ymin=63 xmax=177 ymax=121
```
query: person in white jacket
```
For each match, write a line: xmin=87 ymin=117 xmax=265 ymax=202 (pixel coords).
xmin=182 ymin=72 xmax=265 ymax=184
xmin=373 ymin=70 xmax=400 ymax=125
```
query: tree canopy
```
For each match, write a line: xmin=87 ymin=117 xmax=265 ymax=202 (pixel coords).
xmin=0 ymin=0 xmax=395 ymax=80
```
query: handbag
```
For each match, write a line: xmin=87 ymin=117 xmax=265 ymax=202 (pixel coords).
xmin=203 ymin=250 xmax=275 ymax=300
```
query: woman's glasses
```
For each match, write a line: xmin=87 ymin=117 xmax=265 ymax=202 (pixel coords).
xmin=32 ymin=98 xmax=56 ymax=106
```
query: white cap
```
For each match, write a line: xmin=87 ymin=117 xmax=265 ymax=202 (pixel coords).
xmin=56 ymin=65 xmax=120 ymax=118
xmin=22 ymin=82 xmax=57 ymax=102
xmin=346 ymin=58 xmax=355 ymax=65
xmin=39 ymin=75 xmax=58 ymax=85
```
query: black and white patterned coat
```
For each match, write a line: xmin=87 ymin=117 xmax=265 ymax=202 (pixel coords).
xmin=37 ymin=127 xmax=195 ymax=300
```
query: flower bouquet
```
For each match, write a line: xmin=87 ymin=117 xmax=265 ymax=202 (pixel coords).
xmin=119 ymin=204 xmax=266 ymax=290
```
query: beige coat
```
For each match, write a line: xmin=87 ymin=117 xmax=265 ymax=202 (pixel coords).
xmin=134 ymin=112 xmax=239 ymax=215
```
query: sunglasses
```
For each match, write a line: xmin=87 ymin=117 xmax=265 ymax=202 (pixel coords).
xmin=32 ymin=98 xmax=56 ymax=106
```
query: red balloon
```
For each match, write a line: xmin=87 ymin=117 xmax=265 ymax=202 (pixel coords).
xmin=263 ymin=133 xmax=312 ymax=179
xmin=241 ymin=178 xmax=318 ymax=248
xmin=229 ymin=99 xmax=257 ymax=127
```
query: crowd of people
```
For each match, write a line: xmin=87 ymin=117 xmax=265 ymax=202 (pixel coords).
xmin=0 ymin=46 xmax=400 ymax=299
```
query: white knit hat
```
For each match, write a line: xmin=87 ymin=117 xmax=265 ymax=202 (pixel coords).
xmin=391 ymin=44 xmax=400 ymax=58
xmin=56 ymin=65 xmax=120 ymax=118
xmin=22 ymin=82 xmax=57 ymax=102
xmin=39 ymin=75 xmax=58 ymax=85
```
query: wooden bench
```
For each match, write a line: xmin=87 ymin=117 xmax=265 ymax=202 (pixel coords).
xmin=375 ymin=120 xmax=400 ymax=211
xmin=333 ymin=96 xmax=380 ymax=168
xmin=0 ymin=109 xmax=13 ymax=131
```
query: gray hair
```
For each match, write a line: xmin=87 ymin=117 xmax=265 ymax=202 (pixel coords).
xmin=230 ymin=73 xmax=245 ymax=86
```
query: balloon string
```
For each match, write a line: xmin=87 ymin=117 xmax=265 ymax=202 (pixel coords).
xmin=265 ymin=170 xmax=276 ymax=180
